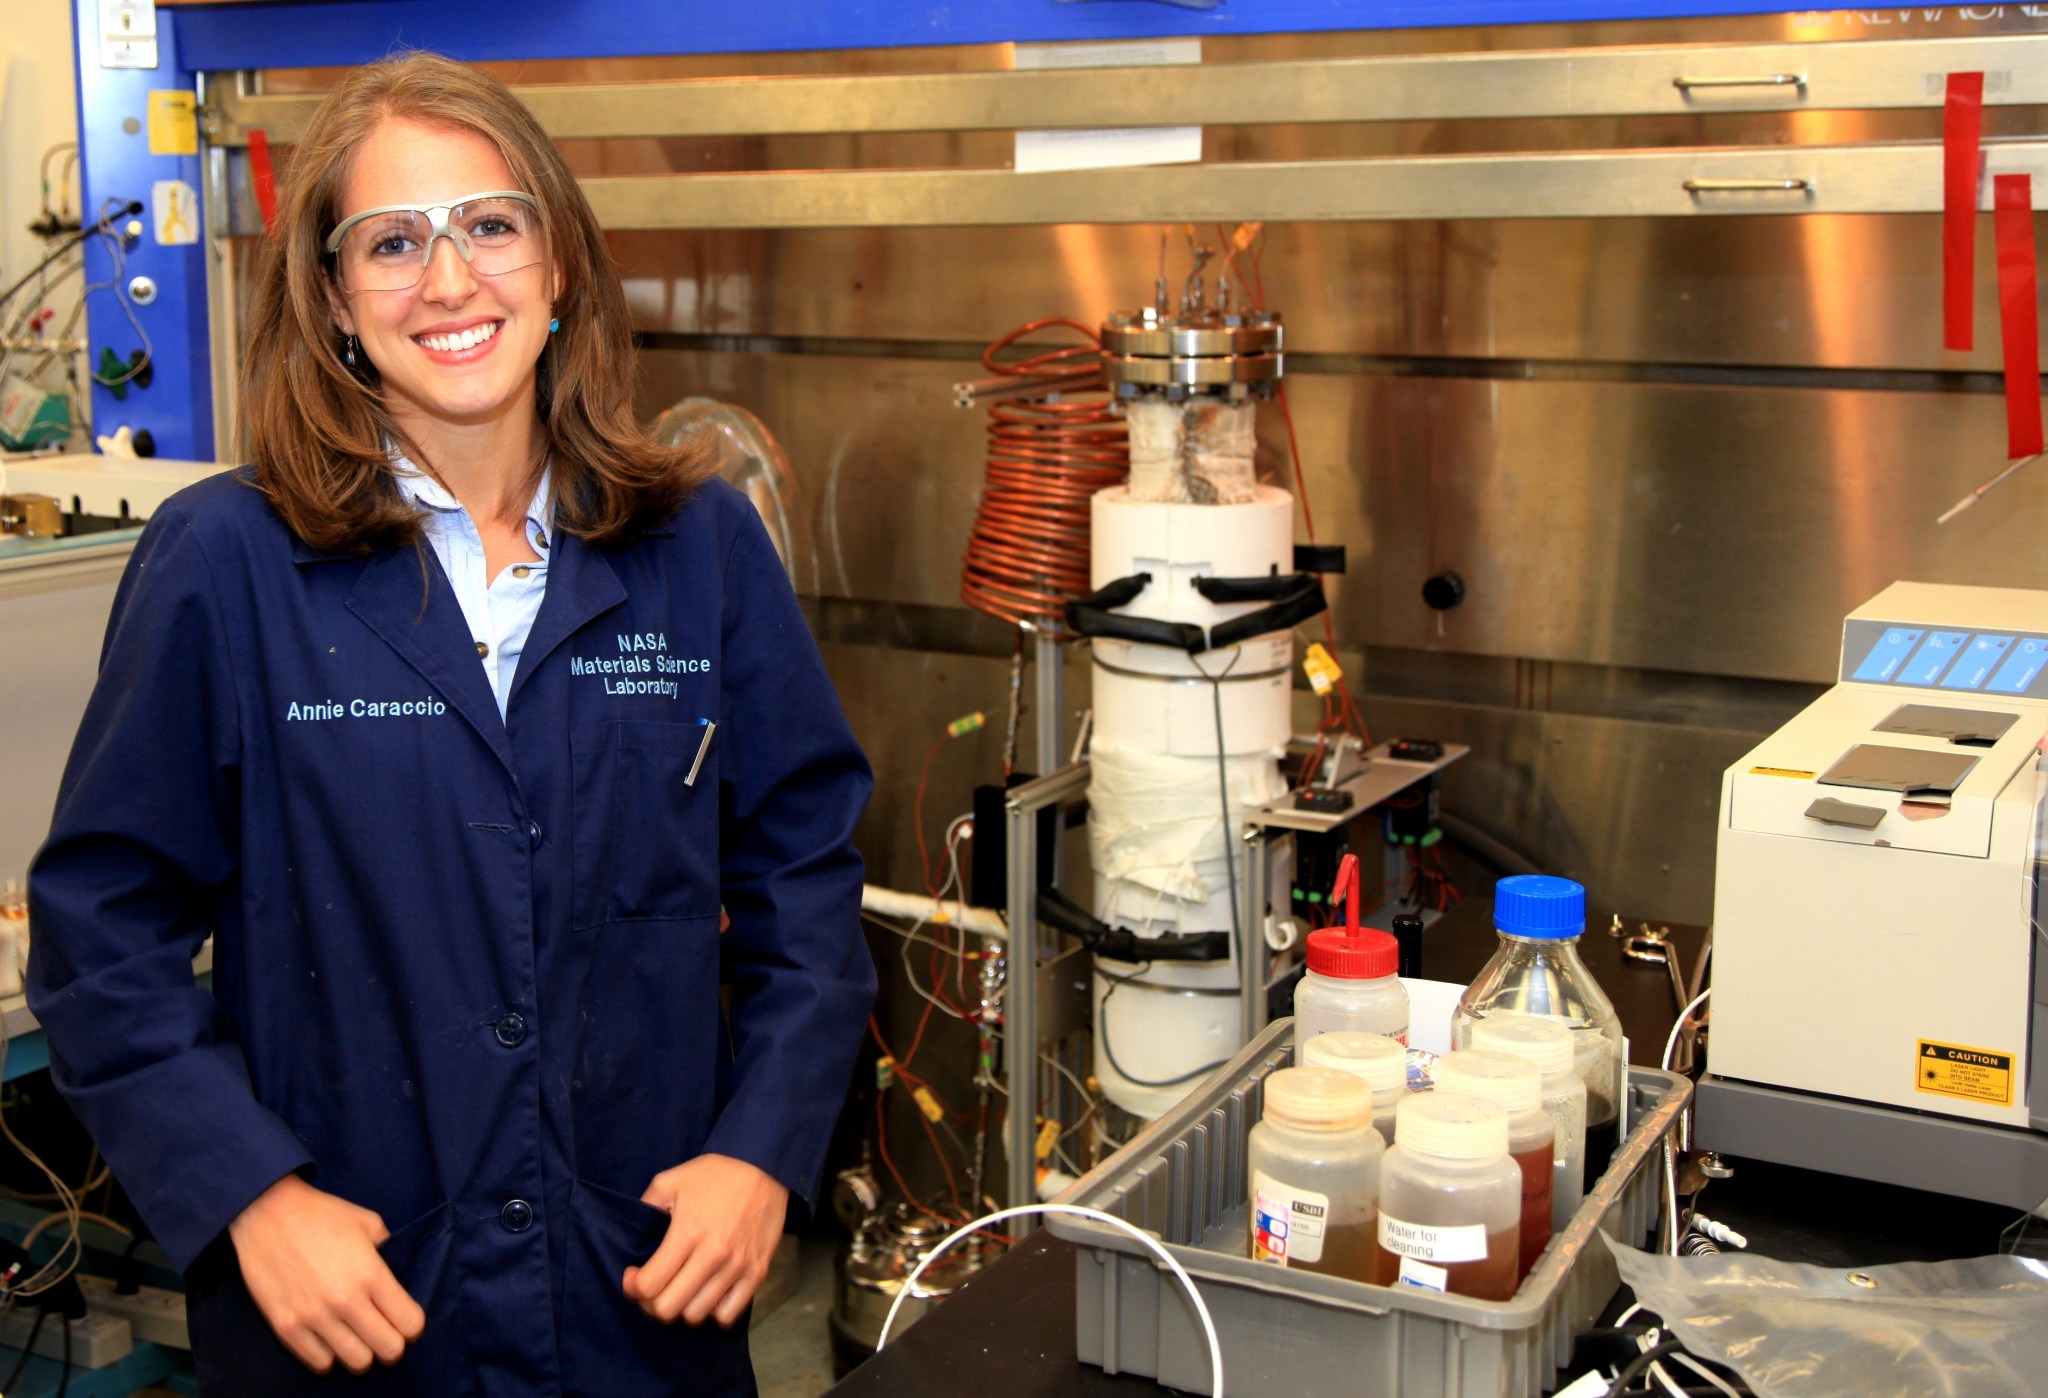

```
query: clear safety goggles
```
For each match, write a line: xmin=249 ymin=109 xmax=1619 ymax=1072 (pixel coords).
xmin=325 ymin=191 xmax=544 ymax=295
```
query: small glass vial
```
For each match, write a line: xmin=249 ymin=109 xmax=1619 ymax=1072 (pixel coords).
xmin=1473 ymin=1013 xmax=1588 ymax=1233
xmin=1299 ymin=1030 xmax=1406 ymax=1141
xmin=1431 ymin=1050 xmax=1554 ymax=1284
xmin=1294 ymin=929 xmax=1407 ymax=1044
xmin=1451 ymin=876 xmax=1624 ymax=1170
xmin=1248 ymin=1067 xmax=1383 ymax=1282
xmin=1373 ymin=1091 xmax=1522 ymax=1300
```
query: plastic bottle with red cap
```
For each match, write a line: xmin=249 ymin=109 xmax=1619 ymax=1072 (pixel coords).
xmin=1291 ymin=854 xmax=1409 ymax=1044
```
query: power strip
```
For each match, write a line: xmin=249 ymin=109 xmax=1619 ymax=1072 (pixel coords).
xmin=78 ymin=1274 xmax=189 ymax=1349
xmin=0 ymin=1304 xmax=132 ymax=1369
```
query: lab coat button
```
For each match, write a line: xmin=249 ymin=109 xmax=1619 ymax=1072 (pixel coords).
xmin=501 ymin=1199 xmax=534 ymax=1232
xmin=494 ymin=1013 xmax=527 ymax=1047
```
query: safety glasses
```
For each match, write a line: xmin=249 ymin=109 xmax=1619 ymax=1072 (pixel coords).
xmin=325 ymin=191 xmax=544 ymax=295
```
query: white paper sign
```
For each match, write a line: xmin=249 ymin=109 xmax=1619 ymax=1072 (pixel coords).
xmin=100 ymin=0 xmax=158 ymax=70
xmin=153 ymin=179 xmax=199 ymax=246
xmin=1013 ymin=39 xmax=1201 ymax=175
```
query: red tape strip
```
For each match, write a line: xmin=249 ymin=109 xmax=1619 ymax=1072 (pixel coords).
xmin=1943 ymin=72 xmax=1985 ymax=352
xmin=249 ymin=128 xmax=279 ymax=237
xmin=1994 ymin=173 xmax=2043 ymax=460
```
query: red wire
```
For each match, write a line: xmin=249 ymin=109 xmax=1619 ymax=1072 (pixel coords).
xmin=874 ymin=1091 xmax=957 ymax=1226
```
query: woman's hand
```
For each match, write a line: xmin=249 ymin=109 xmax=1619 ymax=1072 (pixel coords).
xmin=227 ymin=1174 xmax=427 ymax=1374
xmin=622 ymin=1154 xmax=788 ymax=1327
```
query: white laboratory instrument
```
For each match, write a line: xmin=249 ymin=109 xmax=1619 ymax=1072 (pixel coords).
xmin=1698 ymin=581 xmax=2048 ymax=1207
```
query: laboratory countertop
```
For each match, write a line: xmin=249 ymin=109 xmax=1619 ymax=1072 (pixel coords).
xmin=828 ymin=900 xmax=2020 ymax=1395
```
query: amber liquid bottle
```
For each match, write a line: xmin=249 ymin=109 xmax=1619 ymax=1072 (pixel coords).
xmin=1432 ymin=1049 xmax=1556 ymax=1284
xmin=1373 ymin=1090 xmax=1524 ymax=1302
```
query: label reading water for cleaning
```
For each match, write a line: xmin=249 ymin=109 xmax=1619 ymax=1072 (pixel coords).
xmin=1378 ymin=1214 xmax=1487 ymax=1264
xmin=1915 ymin=1040 xmax=2014 ymax=1107
xmin=1251 ymin=1171 xmax=1329 ymax=1266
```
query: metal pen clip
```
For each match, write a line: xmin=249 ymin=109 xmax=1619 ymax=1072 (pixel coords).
xmin=684 ymin=720 xmax=717 ymax=787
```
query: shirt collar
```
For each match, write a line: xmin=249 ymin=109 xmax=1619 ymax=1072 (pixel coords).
xmin=393 ymin=452 xmax=554 ymax=550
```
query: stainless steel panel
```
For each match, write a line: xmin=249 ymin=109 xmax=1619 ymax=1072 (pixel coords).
xmin=580 ymin=141 xmax=2048 ymax=229
xmin=609 ymin=214 xmax=2026 ymax=374
xmin=1303 ymin=372 xmax=2048 ymax=684
xmin=645 ymin=349 xmax=2048 ymax=685
xmin=1334 ymin=691 xmax=1764 ymax=925
xmin=206 ymin=35 xmax=2048 ymax=145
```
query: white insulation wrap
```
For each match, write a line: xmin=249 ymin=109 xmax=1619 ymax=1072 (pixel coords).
xmin=1092 ymin=956 xmax=1243 ymax=1120
xmin=1085 ymin=475 xmax=1299 ymax=1118
xmin=1089 ymin=485 xmax=1296 ymax=755
xmin=1124 ymin=397 xmax=1260 ymax=504
xmin=1089 ymin=739 xmax=1287 ymax=930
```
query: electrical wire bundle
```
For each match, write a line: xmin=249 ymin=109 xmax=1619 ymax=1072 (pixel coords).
xmin=0 ymin=1002 xmax=131 ymax=1398
xmin=958 ymin=319 xmax=1128 ymax=629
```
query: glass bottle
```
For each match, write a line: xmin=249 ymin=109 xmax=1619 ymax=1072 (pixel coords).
xmin=1451 ymin=876 xmax=1625 ymax=1172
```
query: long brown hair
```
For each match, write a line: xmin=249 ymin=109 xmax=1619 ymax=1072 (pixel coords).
xmin=241 ymin=52 xmax=706 ymax=551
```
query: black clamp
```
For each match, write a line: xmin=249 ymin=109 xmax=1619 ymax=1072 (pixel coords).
xmin=1066 ymin=568 xmax=1328 ymax=655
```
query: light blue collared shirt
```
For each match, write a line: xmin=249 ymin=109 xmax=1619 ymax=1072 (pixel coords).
xmin=394 ymin=457 xmax=552 ymax=719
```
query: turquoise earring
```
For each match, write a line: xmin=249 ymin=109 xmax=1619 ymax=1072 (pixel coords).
xmin=343 ymin=335 xmax=359 ymax=367
xmin=549 ymin=318 xmax=560 ymax=333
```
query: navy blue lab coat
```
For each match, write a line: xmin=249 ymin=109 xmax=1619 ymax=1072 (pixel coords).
xmin=27 ymin=468 xmax=876 ymax=1395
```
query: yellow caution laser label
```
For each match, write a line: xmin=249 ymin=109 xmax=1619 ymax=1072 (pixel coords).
xmin=1748 ymin=766 xmax=1815 ymax=779
xmin=1915 ymin=1039 xmax=2013 ymax=1107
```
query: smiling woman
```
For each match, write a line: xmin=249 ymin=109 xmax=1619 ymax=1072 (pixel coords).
xmin=26 ymin=51 xmax=875 ymax=1398
xmin=241 ymin=54 xmax=708 ymax=553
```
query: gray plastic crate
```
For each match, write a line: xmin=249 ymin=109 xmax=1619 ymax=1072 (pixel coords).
xmin=1047 ymin=1018 xmax=1692 ymax=1398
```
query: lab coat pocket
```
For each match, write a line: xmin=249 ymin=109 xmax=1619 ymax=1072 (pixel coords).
xmin=367 ymin=1202 xmax=476 ymax=1397
xmin=571 ymin=719 xmax=722 ymax=929
xmin=564 ymin=1179 xmax=757 ymax=1397
xmin=187 ymin=1201 xmax=473 ymax=1397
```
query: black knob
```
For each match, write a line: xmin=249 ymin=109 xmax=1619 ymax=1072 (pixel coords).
xmin=131 ymin=428 xmax=156 ymax=458
xmin=1421 ymin=572 xmax=1465 ymax=611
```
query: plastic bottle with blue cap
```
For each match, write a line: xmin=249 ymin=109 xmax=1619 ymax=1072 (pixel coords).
xmin=1450 ymin=875 xmax=1626 ymax=1173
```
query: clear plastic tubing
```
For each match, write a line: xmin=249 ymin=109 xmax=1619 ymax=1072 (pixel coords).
xmin=1451 ymin=876 xmax=1624 ymax=1171
xmin=1248 ymin=1067 xmax=1384 ymax=1282
xmin=1472 ymin=1012 xmax=1588 ymax=1233
xmin=1300 ymin=1030 xmax=1406 ymax=1141
xmin=1431 ymin=1050 xmax=1554 ymax=1284
xmin=1372 ymin=1091 xmax=1522 ymax=1300
xmin=1294 ymin=926 xmax=1408 ymax=1044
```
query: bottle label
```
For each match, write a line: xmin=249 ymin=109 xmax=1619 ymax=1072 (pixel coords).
xmin=1395 ymin=1256 xmax=1449 ymax=1292
xmin=1251 ymin=1170 xmax=1329 ymax=1266
xmin=1378 ymin=1213 xmax=1487 ymax=1264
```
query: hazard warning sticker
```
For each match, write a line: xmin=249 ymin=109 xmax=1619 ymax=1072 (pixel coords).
xmin=1915 ymin=1040 xmax=2014 ymax=1107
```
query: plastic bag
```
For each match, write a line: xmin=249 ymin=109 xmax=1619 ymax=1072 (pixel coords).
xmin=651 ymin=397 xmax=814 ymax=594
xmin=1609 ymin=1241 xmax=2048 ymax=1398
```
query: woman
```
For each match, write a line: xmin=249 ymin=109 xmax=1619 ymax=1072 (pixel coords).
xmin=28 ymin=53 xmax=874 ymax=1395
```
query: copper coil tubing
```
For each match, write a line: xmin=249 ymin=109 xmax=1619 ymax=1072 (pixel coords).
xmin=960 ymin=318 xmax=1129 ymax=628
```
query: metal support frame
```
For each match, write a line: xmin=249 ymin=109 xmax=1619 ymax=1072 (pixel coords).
xmin=1002 ymin=761 xmax=1089 ymax=1217
xmin=1032 ymin=631 xmax=1065 ymax=781
xmin=206 ymin=35 xmax=2048 ymax=145
xmin=1239 ymin=742 xmax=1471 ymax=1041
